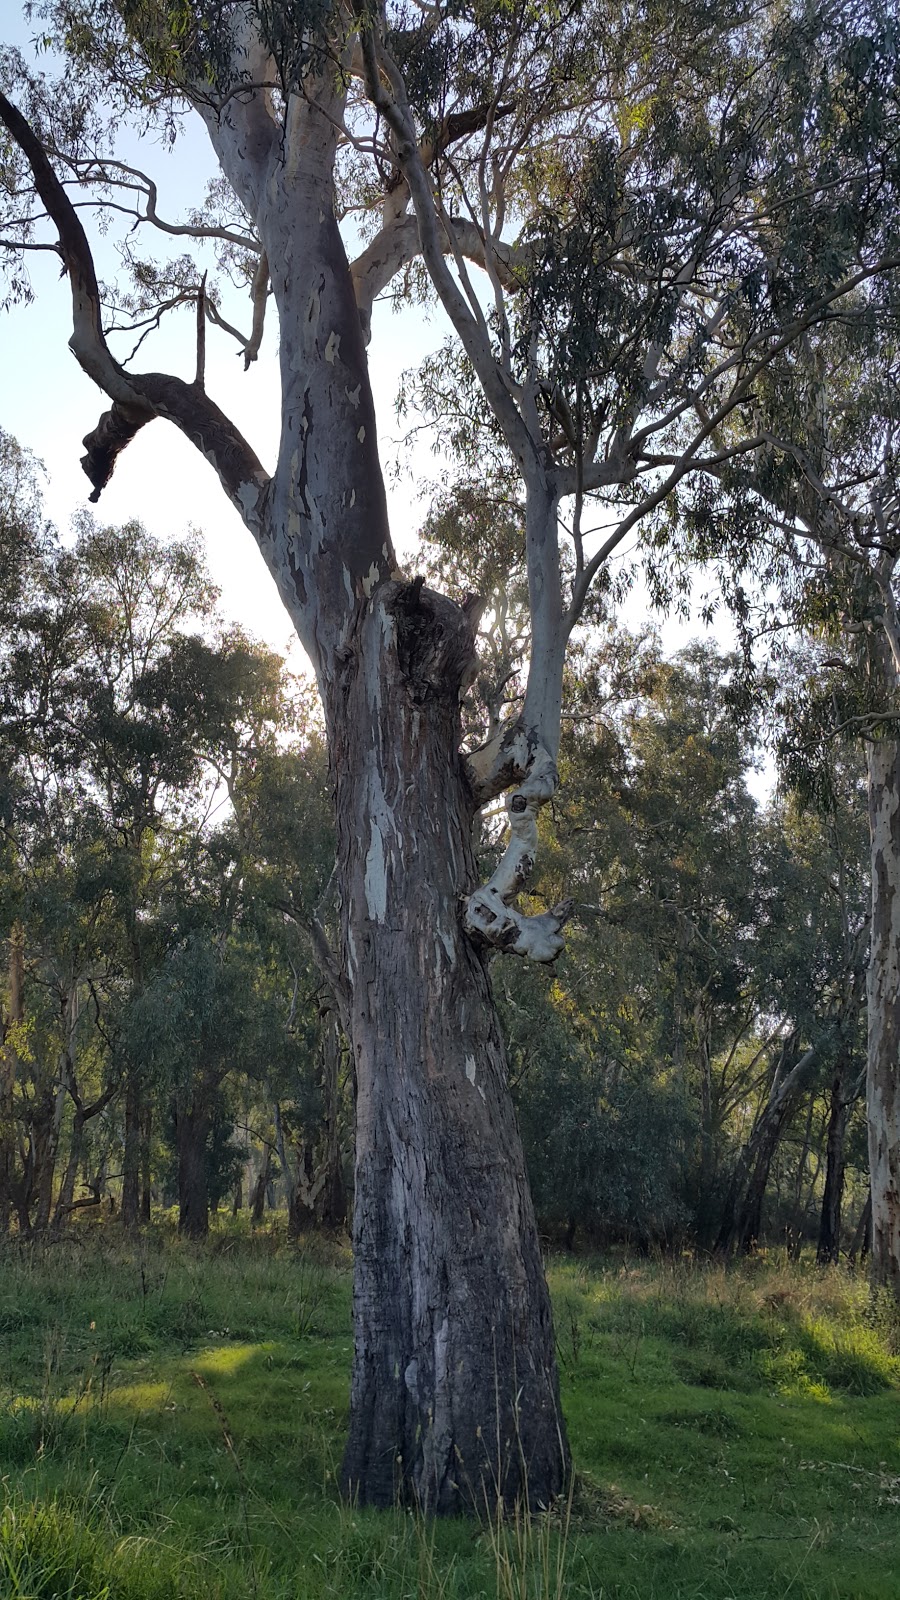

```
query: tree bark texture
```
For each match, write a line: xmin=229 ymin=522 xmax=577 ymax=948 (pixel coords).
xmin=866 ymin=737 xmax=900 ymax=1298
xmin=175 ymin=1091 xmax=211 ymax=1240
xmin=330 ymin=587 xmax=567 ymax=1512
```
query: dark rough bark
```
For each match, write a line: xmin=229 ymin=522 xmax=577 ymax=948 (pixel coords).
xmin=866 ymin=737 xmax=900 ymax=1298
xmin=332 ymin=584 xmax=568 ymax=1513
xmin=175 ymin=1092 xmax=211 ymax=1240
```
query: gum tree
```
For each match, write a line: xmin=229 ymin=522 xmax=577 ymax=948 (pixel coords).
xmin=0 ymin=0 xmax=894 ymax=1507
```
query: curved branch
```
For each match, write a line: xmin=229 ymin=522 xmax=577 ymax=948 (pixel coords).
xmin=0 ymin=92 xmax=270 ymax=520
xmin=350 ymin=213 xmax=521 ymax=341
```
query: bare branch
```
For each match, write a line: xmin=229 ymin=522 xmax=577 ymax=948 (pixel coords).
xmin=0 ymin=92 xmax=270 ymax=520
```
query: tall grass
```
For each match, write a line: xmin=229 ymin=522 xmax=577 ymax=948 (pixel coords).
xmin=0 ymin=1227 xmax=898 ymax=1598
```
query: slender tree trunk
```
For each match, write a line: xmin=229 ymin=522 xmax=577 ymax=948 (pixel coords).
xmin=716 ymin=1034 xmax=809 ymax=1257
xmin=121 ymin=1074 xmax=142 ymax=1228
xmin=817 ymin=1058 xmax=853 ymax=1265
xmin=849 ymin=1191 xmax=873 ymax=1264
xmin=331 ymin=586 xmax=567 ymax=1513
xmin=175 ymin=1092 xmax=210 ymax=1240
xmin=694 ymin=992 xmax=718 ymax=1247
xmin=140 ymin=1101 xmax=152 ymax=1223
xmin=32 ymin=1070 xmax=67 ymax=1233
xmin=250 ymin=1142 xmax=270 ymax=1227
xmin=52 ymin=1105 xmax=85 ymax=1228
xmin=866 ymin=736 xmax=900 ymax=1298
xmin=0 ymin=925 xmax=24 ymax=1234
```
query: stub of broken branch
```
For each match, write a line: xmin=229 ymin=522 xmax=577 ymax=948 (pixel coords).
xmin=81 ymin=402 xmax=154 ymax=501
xmin=463 ymin=740 xmax=573 ymax=963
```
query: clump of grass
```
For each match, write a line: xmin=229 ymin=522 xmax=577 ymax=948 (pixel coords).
xmin=0 ymin=1495 xmax=213 ymax=1600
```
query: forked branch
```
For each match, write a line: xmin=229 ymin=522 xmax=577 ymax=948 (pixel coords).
xmin=0 ymin=92 xmax=270 ymax=521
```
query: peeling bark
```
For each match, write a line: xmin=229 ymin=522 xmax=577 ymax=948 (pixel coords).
xmin=331 ymin=583 xmax=567 ymax=1511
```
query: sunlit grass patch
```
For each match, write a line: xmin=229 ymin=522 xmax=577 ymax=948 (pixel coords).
xmin=0 ymin=1230 xmax=898 ymax=1597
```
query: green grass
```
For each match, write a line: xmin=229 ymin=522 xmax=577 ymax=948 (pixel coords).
xmin=1 ymin=1224 xmax=898 ymax=1598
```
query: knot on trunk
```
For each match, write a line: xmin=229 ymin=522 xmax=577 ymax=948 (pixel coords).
xmin=391 ymin=578 xmax=477 ymax=704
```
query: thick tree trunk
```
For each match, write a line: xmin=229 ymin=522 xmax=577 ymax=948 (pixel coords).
xmin=331 ymin=585 xmax=568 ymax=1513
xmin=175 ymin=1093 xmax=210 ymax=1239
xmin=866 ymin=736 xmax=900 ymax=1298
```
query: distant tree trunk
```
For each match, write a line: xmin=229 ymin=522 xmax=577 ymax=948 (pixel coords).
xmin=817 ymin=1055 xmax=860 ymax=1265
xmin=250 ymin=1142 xmax=270 ymax=1227
xmin=121 ymin=1074 xmax=142 ymax=1228
xmin=716 ymin=1033 xmax=816 ymax=1256
xmin=53 ymin=1103 xmax=86 ymax=1227
xmin=694 ymin=991 xmax=717 ymax=1247
xmin=140 ymin=1101 xmax=152 ymax=1222
xmin=849 ymin=1191 xmax=873 ymax=1264
xmin=175 ymin=1091 xmax=210 ymax=1239
xmin=329 ymin=589 xmax=565 ymax=1510
xmin=31 ymin=1072 xmax=67 ymax=1232
xmin=0 ymin=925 xmax=24 ymax=1234
xmin=866 ymin=735 xmax=900 ymax=1298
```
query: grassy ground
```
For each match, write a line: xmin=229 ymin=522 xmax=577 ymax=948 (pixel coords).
xmin=0 ymin=1222 xmax=898 ymax=1598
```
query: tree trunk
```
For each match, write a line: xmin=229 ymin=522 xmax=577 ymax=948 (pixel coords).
xmin=320 ymin=1017 xmax=346 ymax=1230
xmin=121 ymin=1074 xmax=142 ymax=1228
xmin=331 ymin=585 xmax=568 ymax=1513
xmin=866 ymin=736 xmax=900 ymax=1298
xmin=817 ymin=1057 xmax=854 ymax=1265
xmin=140 ymin=1100 xmax=152 ymax=1222
xmin=31 ymin=1077 xmax=66 ymax=1233
xmin=716 ymin=1033 xmax=813 ymax=1257
xmin=32 ymin=993 xmax=76 ymax=1234
xmin=849 ymin=1191 xmax=873 ymax=1264
xmin=175 ymin=1092 xmax=210 ymax=1239
xmin=52 ymin=1105 xmax=85 ymax=1228
xmin=250 ymin=1142 xmax=270 ymax=1227
xmin=0 ymin=925 xmax=24 ymax=1234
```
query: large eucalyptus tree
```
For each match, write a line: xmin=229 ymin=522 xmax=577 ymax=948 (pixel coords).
xmin=0 ymin=0 xmax=894 ymax=1506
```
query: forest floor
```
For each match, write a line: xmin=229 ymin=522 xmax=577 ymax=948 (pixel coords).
xmin=0 ymin=1224 xmax=897 ymax=1599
